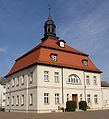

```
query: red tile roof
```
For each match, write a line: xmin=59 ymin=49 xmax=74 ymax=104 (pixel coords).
xmin=6 ymin=38 xmax=102 ymax=77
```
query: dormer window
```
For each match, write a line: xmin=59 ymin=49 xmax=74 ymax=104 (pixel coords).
xmin=58 ymin=40 xmax=66 ymax=48
xmin=82 ymin=60 xmax=88 ymax=66
xmin=50 ymin=54 xmax=57 ymax=61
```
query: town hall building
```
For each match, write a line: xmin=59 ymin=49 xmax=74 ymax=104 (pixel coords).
xmin=5 ymin=11 xmax=109 ymax=113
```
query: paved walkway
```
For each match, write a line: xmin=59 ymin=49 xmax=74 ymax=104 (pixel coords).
xmin=0 ymin=110 xmax=109 ymax=119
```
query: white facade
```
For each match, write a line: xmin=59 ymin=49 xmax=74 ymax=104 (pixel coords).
xmin=5 ymin=64 xmax=108 ymax=113
xmin=0 ymin=84 xmax=6 ymax=109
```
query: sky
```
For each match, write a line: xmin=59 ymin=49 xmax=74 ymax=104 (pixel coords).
xmin=0 ymin=0 xmax=109 ymax=82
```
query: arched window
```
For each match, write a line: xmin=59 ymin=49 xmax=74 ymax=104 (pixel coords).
xmin=67 ymin=74 xmax=81 ymax=84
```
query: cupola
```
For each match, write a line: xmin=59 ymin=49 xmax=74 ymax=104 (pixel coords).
xmin=44 ymin=8 xmax=56 ymax=38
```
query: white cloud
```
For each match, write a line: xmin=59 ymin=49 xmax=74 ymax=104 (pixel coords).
xmin=0 ymin=48 xmax=7 ymax=53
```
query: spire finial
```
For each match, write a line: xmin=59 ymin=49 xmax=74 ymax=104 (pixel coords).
xmin=48 ymin=4 xmax=51 ymax=20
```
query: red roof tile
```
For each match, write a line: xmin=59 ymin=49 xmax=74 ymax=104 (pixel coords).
xmin=6 ymin=38 xmax=102 ymax=77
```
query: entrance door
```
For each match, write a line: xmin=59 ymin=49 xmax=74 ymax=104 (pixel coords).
xmin=72 ymin=94 xmax=78 ymax=104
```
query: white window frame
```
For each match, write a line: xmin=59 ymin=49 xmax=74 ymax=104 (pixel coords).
xmin=29 ymin=72 xmax=33 ymax=84
xmin=21 ymin=95 xmax=24 ymax=106
xmin=86 ymin=75 xmax=90 ymax=85
xmin=54 ymin=72 xmax=59 ymax=83
xmin=16 ymin=95 xmax=19 ymax=106
xmin=44 ymin=93 xmax=49 ymax=104
xmin=80 ymin=94 xmax=82 ymax=101
xmin=44 ymin=71 xmax=49 ymax=82
xmin=21 ymin=75 xmax=24 ymax=85
xmin=16 ymin=77 xmax=19 ymax=86
xmin=67 ymin=94 xmax=69 ymax=101
xmin=12 ymin=96 xmax=14 ymax=106
xmin=87 ymin=94 xmax=91 ymax=103
xmin=55 ymin=93 xmax=60 ymax=104
xmin=12 ymin=78 xmax=15 ymax=87
xmin=93 ymin=76 xmax=97 ymax=85
xmin=7 ymin=97 xmax=9 ymax=106
xmin=94 ymin=94 xmax=98 ymax=104
xmin=51 ymin=54 xmax=57 ymax=61
xmin=67 ymin=74 xmax=81 ymax=84
xmin=29 ymin=94 xmax=33 ymax=106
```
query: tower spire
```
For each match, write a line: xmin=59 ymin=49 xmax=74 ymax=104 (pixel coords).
xmin=43 ymin=6 xmax=56 ymax=38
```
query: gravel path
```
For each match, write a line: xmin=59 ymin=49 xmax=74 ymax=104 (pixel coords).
xmin=0 ymin=110 xmax=109 ymax=119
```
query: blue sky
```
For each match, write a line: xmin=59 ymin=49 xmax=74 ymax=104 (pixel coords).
xmin=0 ymin=0 xmax=109 ymax=82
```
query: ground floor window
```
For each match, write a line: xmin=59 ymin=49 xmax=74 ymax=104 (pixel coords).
xmin=7 ymin=97 xmax=9 ymax=106
xmin=44 ymin=93 xmax=49 ymax=104
xmin=67 ymin=94 xmax=69 ymax=101
xmin=87 ymin=94 xmax=91 ymax=103
xmin=55 ymin=93 xmax=60 ymax=104
xmin=21 ymin=95 xmax=24 ymax=106
xmin=29 ymin=94 xmax=33 ymax=105
xmin=94 ymin=94 xmax=98 ymax=104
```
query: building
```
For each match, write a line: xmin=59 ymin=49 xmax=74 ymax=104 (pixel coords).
xmin=0 ymin=77 xmax=6 ymax=110
xmin=5 ymin=12 xmax=109 ymax=113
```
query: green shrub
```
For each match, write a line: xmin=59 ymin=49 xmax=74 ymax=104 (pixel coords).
xmin=79 ymin=101 xmax=87 ymax=111
xmin=66 ymin=101 xmax=77 ymax=112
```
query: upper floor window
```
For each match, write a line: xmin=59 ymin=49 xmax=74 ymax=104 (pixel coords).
xmin=44 ymin=71 xmax=49 ymax=82
xmin=93 ymin=76 xmax=97 ymax=85
xmin=16 ymin=77 xmax=19 ymax=86
xmin=54 ymin=72 xmax=59 ymax=83
xmin=21 ymin=75 xmax=24 ymax=85
xmin=50 ymin=54 xmax=57 ymax=61
xmin=44 ymin=93 xmax=49 ymax=104
xmin=86 ymin=75 xmax=90 ymax=85
xmin=82 ymin=60 xmax=88 ymax=66
xmin=12 ymin=78 xmax=15 ymax=87
xmin=7 ymin=83 xmax=10 ymax=89
xmin=67 ymin=74 xmax=81 ymax=84
xmin=29 ymin=72 xmax=33 ymax=84
xmin=58 ymin=40 xmax=66 ymax=48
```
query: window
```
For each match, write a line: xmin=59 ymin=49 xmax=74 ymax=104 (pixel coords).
xmin=86 ymin=75 xmax=90 ymax=85
xmin=29 ymin=94 xmax=33 ymax=105
xmin=51 ymin=54 xmax=57 ymax=61
xmin=82 ymin=60 xmax=88 ymax=66
xmin=87 ymin=94 xmax=91 ymax=103
xmin=7 ymin=83 xmax=10 ymax=89
xmin=55 ymin=93 xmax=60 ymax=104
xmin=44 ymin=93 xmax=49 ymax=104
xmin=29 ymin=72 xmax=33 ymax=83
xmin=67 ymin=74 xmax=81 ymax=84
xmin=67 ymin=94 xmax=69 ymax=101
xmin=16 ymin=95 xmax=19 ymax=106
xmin=16 ymin=77 xmax=19 ymax=86
xmin=94 ymin=95 xmax=98 ymax=104
xmin=21 ymin=75 xmax=24 ymax=85
xmin=12 ymin=96 xmax=14 ymax=106
xmin=54 ymin=72 xmax=59 ymax=83
xmin=7 ymin=97 xmax=9 ymax=106
xmin=44 ymin=71 xmax=49 ymax=81
xmin=93 ymin=76 xmax=97 ymax=85
xmin=12 ymin=78 xmax=15 ymax=87
xmin=80 ymin=94 xmax=82 ymax=101
xmin=21 ymin=95 xmax=24 ymax=106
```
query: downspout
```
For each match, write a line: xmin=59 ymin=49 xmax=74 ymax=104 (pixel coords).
xmin=83 ymin=71 xmax=86 ymax=101
xmin=61 ymin=68 xmax=64 ymax=104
